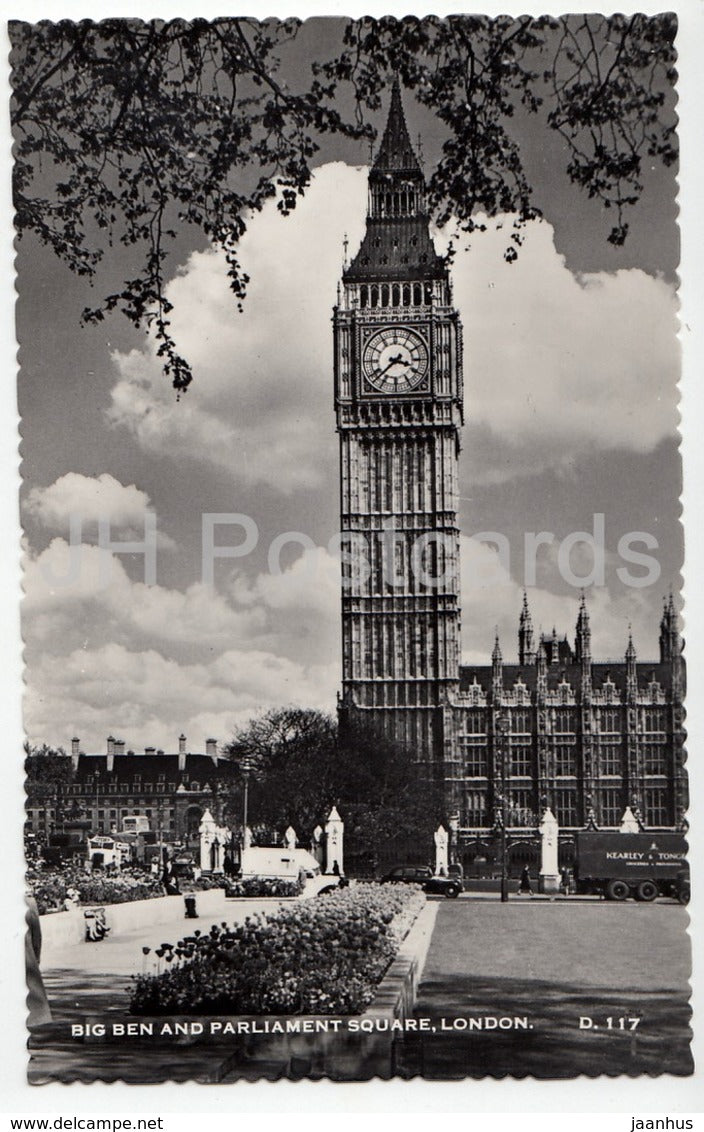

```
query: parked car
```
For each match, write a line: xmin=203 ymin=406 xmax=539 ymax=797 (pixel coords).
xmin=379 ymin=865 xmax=462 ymax=899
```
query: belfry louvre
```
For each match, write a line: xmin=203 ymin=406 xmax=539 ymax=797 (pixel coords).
xmin=333 ymin=81 xmax=686 ymax=841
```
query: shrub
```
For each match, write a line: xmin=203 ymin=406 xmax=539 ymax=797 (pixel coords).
xmin=130 ymin=882 xmax=424 ymax=1016
xmin=225 ymin=875 xmax=302 ymax=898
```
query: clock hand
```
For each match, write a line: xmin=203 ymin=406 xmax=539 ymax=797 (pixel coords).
xmin=377 ymin=353 xmax=406 ymax=378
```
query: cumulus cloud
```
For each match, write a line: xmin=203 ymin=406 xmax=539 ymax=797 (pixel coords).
xmin=22 ymin=537 xmax=341 ymax=750
xmin=107 ymin=163 xmax=368 ymax=494
xmin=23 ymin=528 xmax=662 ymax=750
xmin=25 ymin=642 xmax=339 ymax=754
xmin=106 ymin=164 xmax=678 ymax=493
xmin=438 ymin=218 xmax=679 ymax=483
xmin=24 ymin=472 xmax=176 ymax=550
xmin=459 ymin=535 xmax=660 ymax=663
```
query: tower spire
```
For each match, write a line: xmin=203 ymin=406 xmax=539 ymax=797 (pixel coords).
xmin=372 ymin=76 xmax=422 ymax=174
xmin=518 ymin=590 xmax=535 ymax=666
xmin=575 ymin=590 xmax=591 ymax=665
xmin=659 ymin=591 xmax=680 ymax=663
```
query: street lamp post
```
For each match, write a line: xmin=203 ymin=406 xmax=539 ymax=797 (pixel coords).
xmin=497 ymin=714 xmax=511 ymax=903
xmin=240 ymin=755 xmax=252 ymax=839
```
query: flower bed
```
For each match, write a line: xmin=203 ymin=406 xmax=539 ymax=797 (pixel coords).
xmin=27 ymin=863 xmax=225 ymax=914
xmin=130 ymin=882 xmax=425 ymax=1016
xmin=225 ymin=872 xmax=304 ymax=899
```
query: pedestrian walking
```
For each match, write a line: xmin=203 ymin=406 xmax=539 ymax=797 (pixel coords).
xmin=517 ymin=864 xmax=533 ymax=895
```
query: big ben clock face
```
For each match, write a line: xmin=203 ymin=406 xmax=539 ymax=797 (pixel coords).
xmin=362 ymin=326 xmax=429 ymax=394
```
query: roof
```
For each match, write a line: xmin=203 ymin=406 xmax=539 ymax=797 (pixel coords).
xmin=459 ymin=661 xmax=680 ymax=698
xmin=74 ymin=753 xmax=235 ymax=782
xmin=344 ymin=216 xmax=446 ymax=282
xmin=344 ymin=79 xmax=447 ymax=284
xmin=372 ymin=77 xmax=423 ymax=175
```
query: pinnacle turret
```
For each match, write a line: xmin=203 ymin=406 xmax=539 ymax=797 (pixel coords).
xmin=575 ymin=590 xmax=591 ymax=665
xmin=659 ymin=592 xmax=680 ymax=664
xmin=518 ymin=590 xmax=535 ymax=666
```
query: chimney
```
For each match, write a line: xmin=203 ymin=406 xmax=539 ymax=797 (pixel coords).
xmin=114 ymin=739 xmax=125 ymax=757
xmin=145 ymin=745 xmax=156 ymax=756
xmin=178 ymin=734 xmax=187 ymax=772
xmin=205 ymin=737 xmax=217 ymax=760
xmin=106 ymin=735 xmax=115 ymax=773
xmin=71 ymin=737 xmax=80 ymax=771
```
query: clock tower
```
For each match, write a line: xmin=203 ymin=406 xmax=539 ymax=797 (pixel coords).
xmin=334 ymin=79 xmax=464 ymax=782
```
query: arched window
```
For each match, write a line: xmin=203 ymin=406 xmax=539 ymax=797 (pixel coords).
xmin=413 ymin=282 xmax=422 ymax=305
xmin=403 ymin=284 xmax=411 ymax=305
xmin=392 ymin=284 xmax=400 ymax=306
xmin=424 ymin=282 xmax=433 ymax=303
xmin=370 ymin=286 xmax=379 ymax=308
xmin=360 ymin=285 xmax=368 ymax=308
xmin=381 ymin=283 xmax=389 ymax=307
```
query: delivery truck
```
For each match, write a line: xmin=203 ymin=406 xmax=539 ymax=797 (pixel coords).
xmin=573 ymin=831 xmax=689 ymax=903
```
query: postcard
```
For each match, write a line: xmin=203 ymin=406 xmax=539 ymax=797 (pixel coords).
xmin=14 ymin=11 xmax=693 ymax=1088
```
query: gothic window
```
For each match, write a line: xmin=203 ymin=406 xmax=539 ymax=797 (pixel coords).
xmin=462 ymin=744 xmax=487 ymax=777
xmin=381 ymin=284 xmax=389 ymax=306
xmin=465 ymin=712 xmax=486 ymax=735
xmin=465 ymin=790 xmax=487 ymax=826
xmin=392 ymin=284 xmax=400 ymax=306
xmin=601 ymin=744 xmax=622 ymax=776
xmin=600 ymin=787 xmax=623 ymax=826
xmin=413 ymin=283 xmax=422 ymax=305
xmin=509 ymin=790 xmax=534 ymax=826
xmin=410 ymin=235 xmax=418 ymax=247
xmin=554 ymin=708 xmax=575 ymax=735
xmin=643 ymin=746 xmax=668 ymax=775
xmin=360 ymin=285 xmax=368 ymax=308
xmin=373 ymin=236 xmax=381 ymax=248
xmin=644 ymin=787 xmax=669 ymax=827
xmin=402 ymin=284 xmax=411 ymax=305
xmin=643 ymin=708 xmax=666 ymax=734
xmin=555 ymin=743 xmax=577 ymax=776
xmin=553 ymin=788 xmax=578 ymax=827
xmin=601 ymin=708 xmax=621 ymax=734
xmin=370 ymin=286 xmax=378 ymax=308
xmin=511 ymin=709 xmax=531 ymax=736
xmin=510 ymin=746 xmax=533 ymax=777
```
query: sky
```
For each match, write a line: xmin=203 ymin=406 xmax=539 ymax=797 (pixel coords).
xmin=16 ymin=19 xmax=682 ymax=754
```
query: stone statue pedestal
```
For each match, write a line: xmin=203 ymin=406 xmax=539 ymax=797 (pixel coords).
xmin=539 ymin=807 xmax=560 ymax=894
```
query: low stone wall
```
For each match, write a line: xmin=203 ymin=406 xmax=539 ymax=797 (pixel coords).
xmin=40 ymin=888 xmax=231 ymax=953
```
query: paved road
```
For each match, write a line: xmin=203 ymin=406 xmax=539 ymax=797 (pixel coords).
xmin=395 ymin=897 xmax=692 ymax=1078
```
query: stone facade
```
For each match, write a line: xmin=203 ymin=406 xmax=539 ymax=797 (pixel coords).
xmin=25 ymin=737 xmax=236 ymax=847
xmin=334 ymin=82 xmax=686 ymax=838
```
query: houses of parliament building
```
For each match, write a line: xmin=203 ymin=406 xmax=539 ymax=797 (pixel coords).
xmin=334 ymin=80 xmax=687 ymax=841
